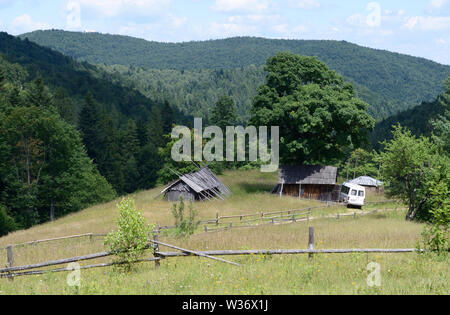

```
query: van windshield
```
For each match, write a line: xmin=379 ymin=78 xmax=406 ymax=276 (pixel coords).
xmin=341 ymin=186 xmax=350 ymax=195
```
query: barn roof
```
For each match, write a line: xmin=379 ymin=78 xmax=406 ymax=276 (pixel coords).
xmin=278 ymin=165 xmax=338 ymax=185
xmin=349 ymin=176 xmax=383 ymax=187
xmin=162 ymin=167 xmax=231 ymax=200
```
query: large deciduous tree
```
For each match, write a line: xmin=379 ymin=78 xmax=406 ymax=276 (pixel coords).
xmin=0 ymin=104 xmax=116 ymax=226
xmin=250 ymin=52 xmax=375 ymax=165
xmin=378 ymin=126 xmax=449 ymax=222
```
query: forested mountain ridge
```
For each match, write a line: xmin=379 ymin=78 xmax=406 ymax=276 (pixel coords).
xmin=0 ymin=31 xmax=187 ymax=199
xmin=0 ymin=32 xmax=186 ymax=125
xmin=20 ymin=30 xmax=450 ymax=120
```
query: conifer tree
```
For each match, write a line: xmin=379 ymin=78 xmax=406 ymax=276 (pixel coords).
xmin=79 ymin=93 xmax=102 ymax=162
xmin=162 ymin=100 xmax=174 ymax=134
xmin=26 ymin=76 xmax=53 ymax=108
xmin=148 ymin=106 xmax=164 ymax=148
xmin=211 ymin=96 xmax=238 ymax=130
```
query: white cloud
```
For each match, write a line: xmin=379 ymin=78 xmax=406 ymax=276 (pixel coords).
xmin=213 ymin=0 xmax=269 ymax=13
xmin=11 ymin=14 xmax=50 ymax=34
xmin=430 ymin=0 xmax=446 ymax=8
xmin=290 ymin=0 xmax=320 ymax=9
xmin=206 ymin=21 xmax=257 ymax=37
xmin=227 ymin=14 xmax=281 ymax=24
xmin=436 ymin=38 xmax=447 ymax=44
xmin=78 ymin=0 xmax=172 ymax=18
xmin=404 ymin=16 xmax=450 ymax=30
xmin=168 ymin=14 xmax=187 ymax=28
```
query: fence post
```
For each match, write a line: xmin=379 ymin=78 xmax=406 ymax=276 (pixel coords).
xmin=216 ymin=213 xmax=219 ymax=227
xmin=354 ymin=212 xmax=357 ymax=219
xmin=308 ymin=227 xmax=315 ymax=260
xmin=153 ymin=234 xmax=160 ymax=269
xmin=7 ymin=245 xmax=14 ymax=281
xmin=204 ymin=225 xmax=208 ymax=233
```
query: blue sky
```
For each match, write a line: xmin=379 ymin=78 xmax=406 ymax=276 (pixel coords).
xmin=0 ymin=0 xmax=449 ymax=64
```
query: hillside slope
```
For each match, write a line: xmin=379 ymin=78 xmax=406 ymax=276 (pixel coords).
xmin=371 ymin=98 xmax=446 ymax=149
xmin=0 ymin=32 xmax=180 ymax=124
xmin=20 ymin=30 xmax=450 ymax=120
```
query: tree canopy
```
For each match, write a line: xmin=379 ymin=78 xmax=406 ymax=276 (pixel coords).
xmin=250 ymin=52 xmax=375 ymax=165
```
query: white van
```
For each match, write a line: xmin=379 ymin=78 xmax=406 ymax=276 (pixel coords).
xmin=340 ymin=183 xmax=366 ymax=208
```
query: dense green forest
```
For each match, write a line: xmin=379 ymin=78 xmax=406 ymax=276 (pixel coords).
xmin=20 ymin=30 xmax=450 ymax=120
xmin=371 ymin=98 xmax=446 ymax=150
xmin=0 ymin=61 xmax=116 ymax=233
xmin=0 ymin=32 xmax=188 ymax=126
xmin=99 ymin=64 xmax=265 ymax=121
xmin=0 ymin=33 xmax=187 ymax=234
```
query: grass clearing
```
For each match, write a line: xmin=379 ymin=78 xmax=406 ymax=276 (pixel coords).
xmin=0 ymin=170 xmax=447 ymax=295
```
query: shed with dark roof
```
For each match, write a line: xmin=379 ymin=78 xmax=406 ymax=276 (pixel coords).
xmin=272 ymin=165 xmax=340 ymax=202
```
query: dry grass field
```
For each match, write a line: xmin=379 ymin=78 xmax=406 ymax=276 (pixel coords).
xmin=0 ymin=170 xmax=448 ymax=295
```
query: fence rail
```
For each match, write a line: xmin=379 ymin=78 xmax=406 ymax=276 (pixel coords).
xmin=0 ymin=233 xmax=96 ymax=251
xmin=1 ymin=226 xmax=421 ymax=280
xmin=155 ymin=248 xmax=421 ymax=258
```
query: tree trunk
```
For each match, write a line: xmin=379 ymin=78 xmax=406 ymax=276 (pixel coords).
xmin=406 ymin=199 xmax=415 ymax=221
xmin=50 ymin=199 xmax=55 ymax=222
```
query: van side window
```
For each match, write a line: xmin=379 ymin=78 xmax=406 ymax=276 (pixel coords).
xmin=358 ymin=191 xmax=365 ymax=197
xmin=351 ymin=190 xmax=357 ymax=196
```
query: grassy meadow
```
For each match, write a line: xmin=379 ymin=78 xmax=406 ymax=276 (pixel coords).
xmin=0 ymin=170 xmax=448 ymax=295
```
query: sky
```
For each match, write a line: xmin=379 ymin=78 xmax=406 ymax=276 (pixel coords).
xmin=0 ymin=0 xmax=449 ymax=65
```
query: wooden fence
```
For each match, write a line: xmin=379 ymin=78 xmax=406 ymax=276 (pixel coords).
xmin=157 ymin=206 xmax=406 ymax=234
xmin=0 ymin=233 xmax=104 ymax=251
xmin=1 ymin=226 xmax=421 ymax=280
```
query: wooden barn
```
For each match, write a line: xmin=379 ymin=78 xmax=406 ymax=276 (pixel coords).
xmin=161 ymin=167 xmax=231 ymax=202
xmin=349 ymin=176 xmax=384 ymax=193
xmin=272 ymin=165 xmax=340 ymax=202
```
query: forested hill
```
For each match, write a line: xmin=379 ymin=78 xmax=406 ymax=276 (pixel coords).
xmin=0 ymin=31 xmax=188 ymax=207
xmin=371 ymin=97 xmax=446 ymax=150
xmin=0 ymin=32 xmax=185 ymax=124
xmin=20 ymin=30 xmax=450 ymax=120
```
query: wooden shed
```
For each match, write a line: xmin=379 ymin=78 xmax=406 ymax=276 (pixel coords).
xmin=272 ymin=165 xmax=340 ymax=202
xmin=161 ymin=167 xmax=231 ymax=202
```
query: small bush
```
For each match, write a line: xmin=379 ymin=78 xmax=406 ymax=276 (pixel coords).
xmin=105 ymin=198 xmax=153 ymax=270
xmin=171 ymin=196 xmax=199 ymax=237
xmin=420 ymin=182 xmax=449 ymax=254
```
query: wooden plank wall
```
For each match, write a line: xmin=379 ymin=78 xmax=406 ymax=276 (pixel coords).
xmin=282 ymin=184 xmax=336 ymax=201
